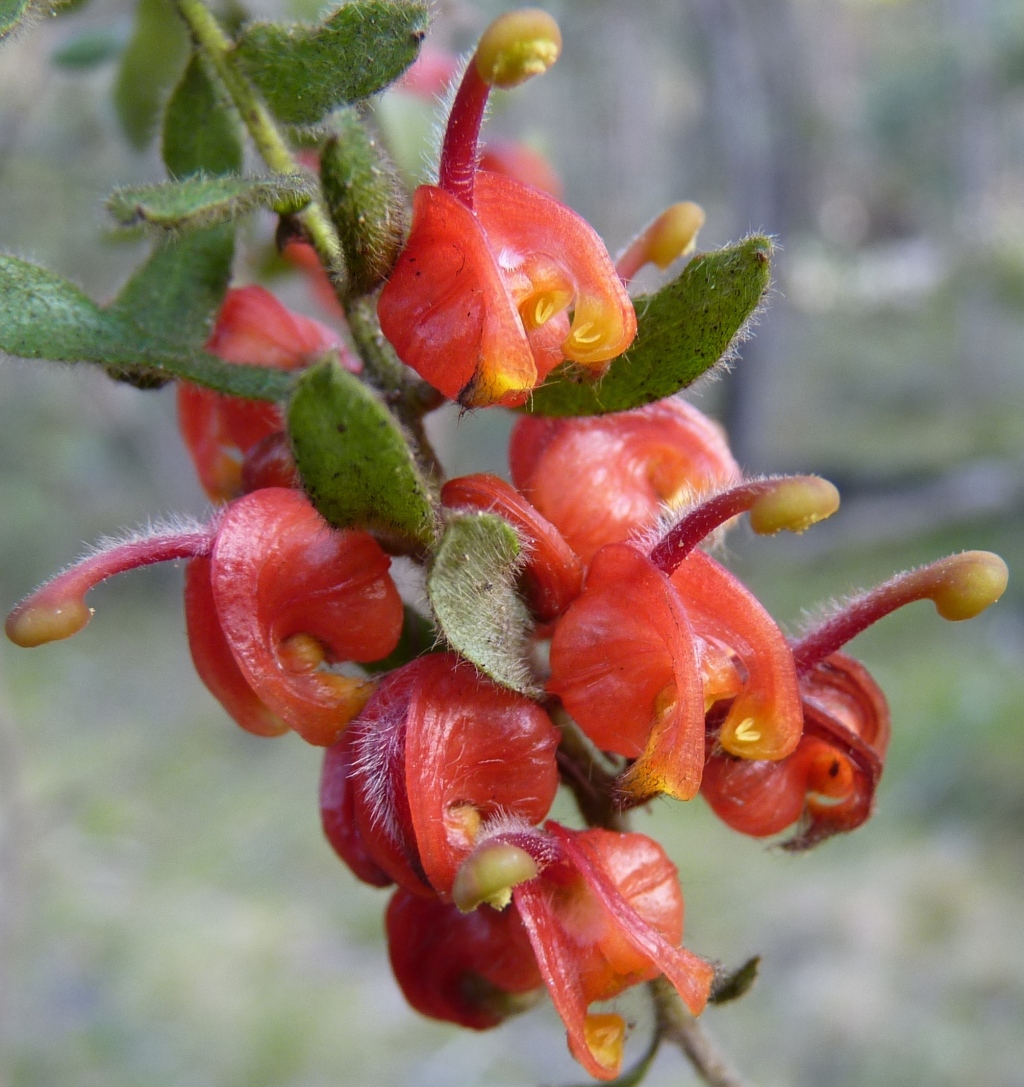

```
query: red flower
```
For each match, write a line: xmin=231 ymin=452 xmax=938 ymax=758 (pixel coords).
xmin=178 ymin=286 xmax=354 ymax=502
xmin=510 ymin=400 xmax=740 ymax=564
xmin=320 ymin=653 xmax=561 ymax=898
xmin=546 ymin=478 xmax=846 ymax=802
xmin=377 ymin=11 xmax=635 ymax=407
xmin=386 ymin=888 xmax=543 ymax=1030
xmin=702 ymin=653 xmax=890 ymax=846
xmin=453 ymin=821 xmax=714 ymax=1080
xmin=6 ymin=488 xmax=403 ymax=746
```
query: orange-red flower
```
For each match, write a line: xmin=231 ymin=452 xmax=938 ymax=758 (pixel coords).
xmin=320 ymin=653 xmax=561 ymax=898
xmin=5 ymin=488 xmax=403 ymax=746
xmin=451 ymin=821 xmax=714 ymax=1080
xmin=378 ymin=11 xmax=635 ymax=407
xmin=510 ymin=399 xmax=740 ymax=564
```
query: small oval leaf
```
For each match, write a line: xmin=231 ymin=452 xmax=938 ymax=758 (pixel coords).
xmin=525 ymin=235 xmax=772 ymax=417
xmin=162 ymin=52 xmax=244 ymax=178
xmin=0 ymin=252 xmax=292 ymax=400
xmin=427 ymin=512 xmax=538 ymax=696
xmin=107 ymin=174 xmax=315 ymax=233
xmin=288 ymin=357 xmax=437 ymax=549
xmin=233 ymin=0 xmax=429 ymax=126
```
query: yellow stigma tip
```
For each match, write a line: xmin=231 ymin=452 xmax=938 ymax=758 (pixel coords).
xmin=475 ymin=9 xmax=562 ymax=89
xmin=5 ymin=599 xmax=92 ymax=648
xmin=749 ymin=477 xmax=840 ymax=536
xmin=646 ymin=202 xmax=706 ymax=268
xmin=584 ymin=1013 xmax=626 ymax=1075
xmin=452 ymin=841 xmax=538 ymax=913
xmin=930 ymin=551 xmax=1008 ymax=621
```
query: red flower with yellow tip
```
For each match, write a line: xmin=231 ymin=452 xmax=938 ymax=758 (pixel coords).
xmin=378 ymin=9 xmax=636 ymax=407
xmin=450 ymin=821 xmax=714 ymax=1081
xmin=548 ymin=477 xmax=841 ymax=803
xmin=5 ymin=488 xmax=403 ymax=746
xmin=320 ymin=653 xmax=561 ymax=899
xmin=701 ymin=550 xmax=1007 ymax=846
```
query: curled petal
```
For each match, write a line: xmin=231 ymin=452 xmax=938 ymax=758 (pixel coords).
xmin=513 ymin=824 xmax=711 ymax=1080
xmin=511 ymin=400 xmax=740 ymax=564
xmin=703 ymin=653 xmax=889 ymax=847
xmin=210 ymin=489 xmax=403 ymax=746
xmin=386 ymin=889 xmax=542 ymax=1030
xmin=670 ymin=551 xmax=802 ymax=762
xmin=440 ymin=474 xmax=583 ymax=619
xmin=474 ymin=172 xmax=636 ymax=369
xmin=345 ymin=655 xmax=560 ymax=898
xmin=184 ymin=557 xmax=289 ymax=738
xmin=403 ymin=654 xmax=560 ymax=896
xmin=548 ymin=543 xmax=705 ymax=801
xmin=378 ymin=184 xmax=537 ymax=407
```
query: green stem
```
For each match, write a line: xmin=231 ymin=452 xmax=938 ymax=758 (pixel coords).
xmin=171 ymin=0 xmax=443 ymax=464
xmin=650 ymin=977 xmax=754 ymax=1087
xmin=345 ymin=294 xmax=445 ymax=479
xmin=171 ymin=0 xmax=344 ymax=284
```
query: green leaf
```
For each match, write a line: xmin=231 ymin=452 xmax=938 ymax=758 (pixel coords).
xmin=288 ymin=357 xmax=436 ymax=549
xmin=113 ymin=0 xmax=189 ymax=150
xmin=708 ymin=955 xmax=760 ymax=1006
xmin=162 ymin=53 xmax=244 ymax=177
xmin=427 ymin=512 xmax=538 ymax=696
xmin=234 ymin=0 xmax=429 ymax=125
xmin=321 ymin=107 xmax=407 ymax=297
xmin=51 ymin=28 xmax=125 ymax=68
xmin=0 ymin=251 xmax=291 ymax=399
xmin=107 ymin=226 xmax=235 ymax=349
xmin=0 ymin=0 xmax=32 ymax=41
xmin=525 ymin=235 xmax=773 ymax=417
xmin=108 ymin=174 xmax=315 ymax=232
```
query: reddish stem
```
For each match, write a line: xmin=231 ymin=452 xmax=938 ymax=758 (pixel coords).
xmin=438 ymin=63 xmax=490 ymax=207
xmin=649 ymin=480 xmax=780 ymax=574
xmin=792 ymin=570 xmax=935 ymax=672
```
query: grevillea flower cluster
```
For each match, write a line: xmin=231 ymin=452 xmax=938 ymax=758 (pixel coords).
xmin=2 ymin=7 xmax=1010 ymax=1085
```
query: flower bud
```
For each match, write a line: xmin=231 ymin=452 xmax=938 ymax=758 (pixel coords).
xmin=616 ymin=201 xmax=706 ymax=283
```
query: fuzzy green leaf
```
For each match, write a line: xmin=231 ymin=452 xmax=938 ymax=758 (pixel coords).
xmin=108 ymin=174 xmax=315 ymax=232
xmin=113 ymin=0 xmax=189 ymax=150
xmin=288 ymin=357 xmax=436 ymax=549
xmin=525 ymin=235 xmax=772 ymax=417
xmin=427 ymin=512 xmax=537 ymax=696
xmin=0 ymin=251 xmax=291 ymax=399
xmin=234 ymin=0 xmax=429 ymax=125
xmin=107 ymin=227 xmax=234 ymax=349
xmin=162 ymin=53 xmax=244 ymax=178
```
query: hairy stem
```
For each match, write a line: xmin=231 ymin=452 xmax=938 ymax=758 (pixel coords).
xmin=651 ymin=977 xmax=754 ymax=1087
xmin=172 ymin=0 xmax=345 ymax=284
xmin=171 ymin=0 xmax=442 ymax=461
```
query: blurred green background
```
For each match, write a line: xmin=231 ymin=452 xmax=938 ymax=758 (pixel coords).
xmin=1 ymin=0 xmax=1023 ymax=1084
